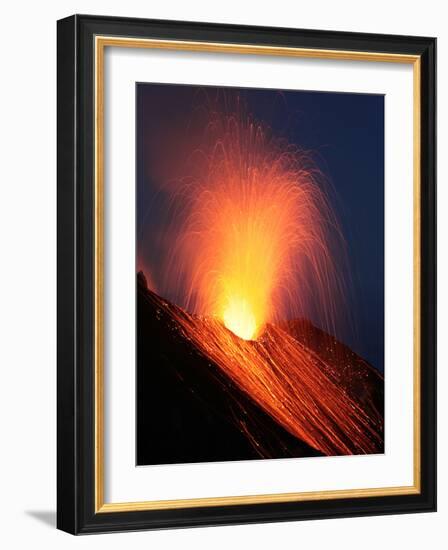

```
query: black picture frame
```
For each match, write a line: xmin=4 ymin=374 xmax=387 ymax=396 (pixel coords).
xmin=57 ymin=14 xmax=436 ymax=534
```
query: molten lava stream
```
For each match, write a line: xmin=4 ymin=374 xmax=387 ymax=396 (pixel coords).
xmin=173 ymin=313 xmax=382 ymax=456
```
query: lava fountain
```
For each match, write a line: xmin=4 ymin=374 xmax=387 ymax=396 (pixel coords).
xmin=165 ymin=102 xmax=348 ymax=341
xmin=148 ymin=98 xmax=382 ymax=456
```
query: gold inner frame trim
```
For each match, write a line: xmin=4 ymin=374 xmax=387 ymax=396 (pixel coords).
xmin=94 ymin=35 xmax=421 ymax=513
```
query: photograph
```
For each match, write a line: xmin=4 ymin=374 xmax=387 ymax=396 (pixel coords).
xmin=136 ymin=83 xmax=385 ymax=465
xmin=54 ymin=14 xmax=436 ymax=535
xmin=0 ymin=1 xmax=442 ymax=547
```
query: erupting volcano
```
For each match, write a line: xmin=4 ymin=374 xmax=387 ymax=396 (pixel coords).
xmin=137 ymin=87 xmax=384 ymax=465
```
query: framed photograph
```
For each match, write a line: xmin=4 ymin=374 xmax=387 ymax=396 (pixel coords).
xmin=57 ymin=14 xmax=436 ymax=534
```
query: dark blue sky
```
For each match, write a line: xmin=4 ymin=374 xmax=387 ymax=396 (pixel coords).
xmin=137 ymin=83 xmax=384 ymax=372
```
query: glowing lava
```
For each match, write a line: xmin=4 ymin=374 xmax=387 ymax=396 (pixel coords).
xmin=170 ymin=310 xmax=383 ymax=455
xmin=164 ymin=102 xmax=348 ymax=341
xmin=223 ymin=296 xmax=257 ymax=340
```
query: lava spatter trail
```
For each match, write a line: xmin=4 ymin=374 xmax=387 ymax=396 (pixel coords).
xmin=170 ymin=307 xmax=383 ymax=456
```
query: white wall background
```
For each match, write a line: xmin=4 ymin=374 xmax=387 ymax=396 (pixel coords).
xmin=0 ymin=1 xmax=444 ymax=548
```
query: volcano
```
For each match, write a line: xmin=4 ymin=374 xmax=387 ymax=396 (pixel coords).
xmin=136 ymin=271 xmax=384 ymax=466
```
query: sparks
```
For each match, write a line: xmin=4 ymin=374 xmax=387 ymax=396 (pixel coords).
xmin=164 ymin=102 xmax=347 ymax=339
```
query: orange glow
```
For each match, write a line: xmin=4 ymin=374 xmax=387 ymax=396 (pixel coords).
xmin=223 ymin=296 xmax=257 ymax=340
xmin=166 ymin=105 xmax=347 ymax=339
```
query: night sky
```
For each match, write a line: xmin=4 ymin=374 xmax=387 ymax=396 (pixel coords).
xmin=137 ymin=83 xmax=384 ymax=373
